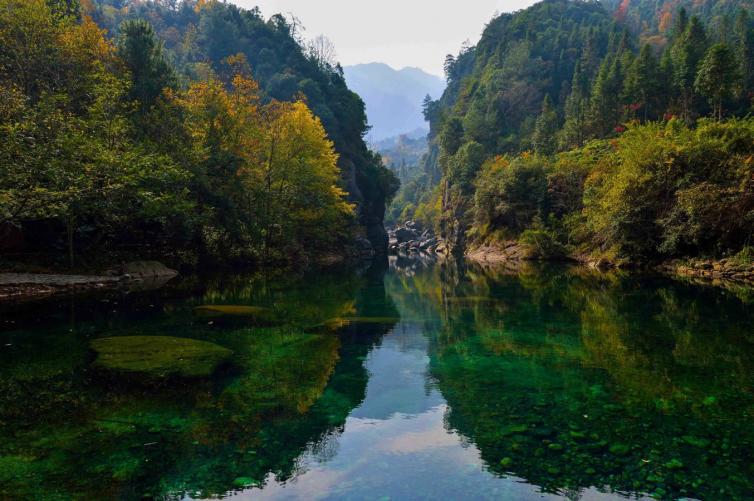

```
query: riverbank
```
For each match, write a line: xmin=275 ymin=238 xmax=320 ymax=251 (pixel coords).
xmin=0 ymin=273 xmax=127 ymax=302
xmin=465 ymin=240 xmax=754 ymax=289
xmin=0 ymin=262 xmax=179 ymax=303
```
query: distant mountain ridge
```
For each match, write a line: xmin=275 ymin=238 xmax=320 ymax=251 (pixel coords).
xmin=344 ymin=63 xmax=445 ymax=141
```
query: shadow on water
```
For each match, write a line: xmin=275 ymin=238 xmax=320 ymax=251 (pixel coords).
xmin=1 ymin=257 xmax=753 ymax=499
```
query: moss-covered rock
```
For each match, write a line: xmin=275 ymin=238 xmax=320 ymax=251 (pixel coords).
xmin=90 ymin=336 xmax=233 ymax=378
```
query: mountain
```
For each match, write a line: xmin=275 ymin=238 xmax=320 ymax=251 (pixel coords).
xmin=344 ymin=63 xmax=445 ymax=141
xmin=395 ymin=0 xmax=754 ymax=260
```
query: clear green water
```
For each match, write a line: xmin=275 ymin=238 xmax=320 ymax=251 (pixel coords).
xmin=1 ymin=259 xmax=753 ymax=500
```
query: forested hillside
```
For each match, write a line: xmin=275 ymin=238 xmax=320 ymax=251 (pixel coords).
xmin=604 ymin=0 xmax=754 ymax=45
xmin=402 ymin=0 xmax=754 ymax=265
xmin=0 ymin=0 xmax=398 ymax=269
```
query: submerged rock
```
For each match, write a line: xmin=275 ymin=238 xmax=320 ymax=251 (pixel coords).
xmin=193 ymin=305 xmax=269 ymax=317
xmin=305 ymin=316 xmax=401 ymax=333
xmin=90 ymin=336 xmax=233 ymax=378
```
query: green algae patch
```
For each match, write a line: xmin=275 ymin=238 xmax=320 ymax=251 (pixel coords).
xmin=90 ymin=336 xmax=233 ymax=378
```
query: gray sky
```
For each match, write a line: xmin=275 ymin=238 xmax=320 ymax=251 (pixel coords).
xmin=233 ymin=0 xmax=539 ymax=77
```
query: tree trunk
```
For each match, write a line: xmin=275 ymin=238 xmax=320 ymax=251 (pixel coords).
xmin=67 ymin=217 xmax=75 ymax=269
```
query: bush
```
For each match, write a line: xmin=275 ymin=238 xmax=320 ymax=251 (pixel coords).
xmin=731 ymin=246 xmax=754 ymax=265
xmin=583 ymin=118 xmax=754 ymax=260
xmin=473 ymin=154 xmax=550 ymax=237
xmin=520 ymin=226 xmax=567 ymax=260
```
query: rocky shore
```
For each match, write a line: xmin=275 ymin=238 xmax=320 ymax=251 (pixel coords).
xmin=464 ymin=239 xmax=754 ymax=289
xmin=0 ymin=261 xmax=178 ymax=302
xmin=387 ymin=221 xmax=448 ymax=256
xmin=466 ymin=241 xmax=535 ymax=264
xmin=656 ymin=258 xmax=754 ymax=285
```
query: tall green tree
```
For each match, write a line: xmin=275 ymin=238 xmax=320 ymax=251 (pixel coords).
xmin=118 ymin=19 xmax=177 ymax=113
xmin=532 ymin=95 xmax=558 ymax=155
xmin=625 ymin=44 xmax=662 ymax=121
xmin=695 ymin=44 xmax=741 ymax=120
xmin=560 ymin=61 xmax=589 ymax=149
xmin=672 ymin=16 xmax=708 ymax=121
xmin=735 ymin=10 xmax=754 ymax=106
xmin=587 ymin=55 xmax=625 ymax=137
xmin=672 ymin=7 xmax=689 ymax=41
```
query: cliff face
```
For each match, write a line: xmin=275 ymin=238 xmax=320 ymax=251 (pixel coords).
xmin=340 ymin=157 xmax=390 ymax=256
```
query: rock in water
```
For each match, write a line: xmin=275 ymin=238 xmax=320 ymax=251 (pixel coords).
xmin=90 ymin=336 xmax=232 ymax=378
xmin=394 ymin=227 xmax=416 ymax=243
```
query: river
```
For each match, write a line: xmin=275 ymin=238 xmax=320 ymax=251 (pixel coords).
xmin=1 ymin=257 xmax=752 ymax=500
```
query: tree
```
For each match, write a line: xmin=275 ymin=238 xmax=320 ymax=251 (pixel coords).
xmin=735 ymin=10 xmax=754 ymax=105
xmin=46 ymin=0 xmax=81 ymax=20
xmin=307 ymin=35 xmax=337 ymax=69
xmin=177 ymin=73 xmax=353 ymax=260
xmin=118 ymin=19 xmax=177 ymax=113
xmin=672 ymin=7 xmax=689 ymax=42
xmin=587 ymin=55 xmax=625 ymax=137
xmin=473 ymin=154 xmax=549 ymax=234
xmin=422 ymin=94 xmax=440 ymax=125
xmin=258 ymin=101 xmax=354 ymax=256
xmin=624 ymin=44 xmax=662 ymax=121
xmin=439 ymin=117 xmax=464 ymax=157
xmin=0 ymin=0 xmax=61 ymax=100
xmin=695 ymin=44 xmax=741 ymax=120
xmin=560 ymin=61 xmax=588 ymax=149
xmin=672 ymin=16 xmax=708 ymax=121
xmin=532 ymin=95 xmax=558 ymax=155
xmin=444 ymin=54 xmax=457 ymax=81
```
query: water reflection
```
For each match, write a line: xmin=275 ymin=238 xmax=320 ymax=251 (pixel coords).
xmin=1 ymin=259 xmax=753 ymax=500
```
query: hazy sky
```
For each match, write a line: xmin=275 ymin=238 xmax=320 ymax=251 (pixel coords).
xmin=233 ymin=0 xmax=539 ymax=77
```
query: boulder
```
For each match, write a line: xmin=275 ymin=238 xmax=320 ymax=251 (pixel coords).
xmin=121 ymin=261 xmax=178 ymax=278
xmin=394 ymin=227 xmax=417 ymax=243
xmin=90 ymin=336 xmax=233 ymax=378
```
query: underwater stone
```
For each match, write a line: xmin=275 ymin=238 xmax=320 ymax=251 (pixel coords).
xmin=193 ymin=305 xmax=269 ymax=317
xmin=90 ymin=336 xmax=233 ymax=378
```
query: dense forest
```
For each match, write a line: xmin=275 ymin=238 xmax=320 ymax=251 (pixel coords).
xmin=0 ymin=0 xmax=398 ymax=269
xmin=398 ymin=0 xmax=754 ymax=265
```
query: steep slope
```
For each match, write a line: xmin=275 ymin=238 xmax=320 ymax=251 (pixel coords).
xmin=410 ymin=0 xmax=754 ymax=259
xmin=89 ymin=0 xmax=398 ymax=254
xmin=422 ymin=0 xmax=618 ymax=252
xmin=344 ymin=63 xmax=445 ymax=141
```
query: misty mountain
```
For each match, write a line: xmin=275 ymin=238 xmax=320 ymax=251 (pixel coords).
xmin=344 ymin=63 xmax=445 ymax=141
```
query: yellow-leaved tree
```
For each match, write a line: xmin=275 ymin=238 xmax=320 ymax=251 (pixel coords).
xmin=177 ymin=64 xmax=353 ymax=261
